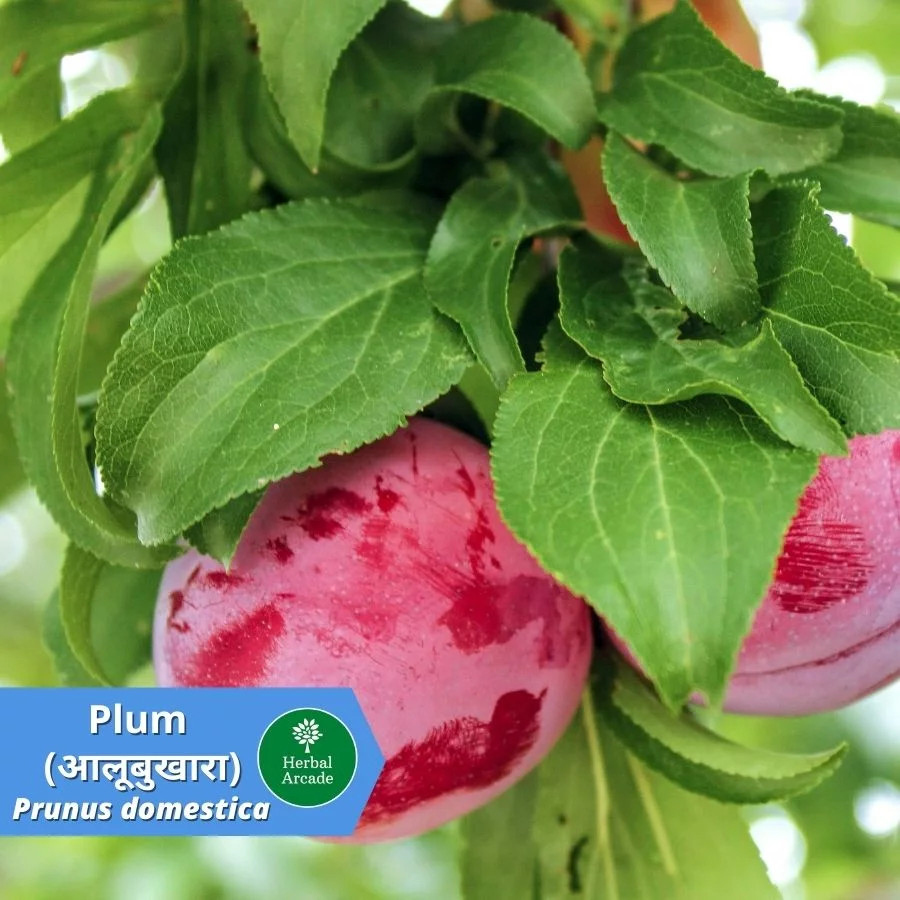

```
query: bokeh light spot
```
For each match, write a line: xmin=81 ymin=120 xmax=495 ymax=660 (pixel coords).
xmin=749 ymin=808 xmax=807 ymax=887
xmin=0 ymin=512 xmax=26 ymax=576
xmin=854 ymin=780 xmax=900 ymax=837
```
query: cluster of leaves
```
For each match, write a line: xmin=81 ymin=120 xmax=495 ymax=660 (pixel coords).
xmin=2 ymin=0 xmax=900 ymax=893
xmin=462 ymin=657 xmax=843 ymax=900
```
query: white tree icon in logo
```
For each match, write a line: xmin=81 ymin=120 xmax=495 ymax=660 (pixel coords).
xmin=292 ymin=718 xmax=322 ymax=754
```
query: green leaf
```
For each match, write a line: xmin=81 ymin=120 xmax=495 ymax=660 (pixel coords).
xmin=516 ymin=269 xmax=563 ymax=373
xmin=597 ymin=652 xmax=847 ymax=805
xmin=246 ymin=4 xmax=448 ymax=201
xmin=534 ymin=690 xmax=779 ymax=900
xmin=325 ymin=3 xmax=448 ymax=173
xmin=558 ymin=238 xmax=847 ymax=455
xmin=754 ymin=182 xmax=900 ymax=435
xmin=155 ymin=0 xmax=253 ymax=238
xmin=422 ymin=388 xmax=491 ymax=446
xmin=6 ymin=90 xmax=174 ymax=567
xmin=555 ymin=0 xmax=629 ymax=48
xmin=0 ymin=64 xmax=60 ymax=154
xmin=0 ymin=0 xmax=176 ymax=109
xmin=459 ymin=769 xmax=539 ymax=900
xmin=597 ymin=0 xmax=843 ymax=177
xmin=601 ymin=133 xmax=759 ymax=330
xmin=803 ymin=94 xmax=900 ymax=228
xmin=0 ymin=96 xmax=130 ymax=353
xmin=492 ymin=326 xmax=817 ymax=709
xmin=243 ymin=63 xmax=367 ymax=201
xmin=79 ymin=278 xmax=145 ymax=396
xmin=59 ymin=543 xmax=161 ymax=685
xmin=426 ymin=154 xmax=581 ymax=388
xmin=417 ymin=13 xmax=595 ymax=154
xmin=0 ymin=363 xmax=26 ymax=503
xmin=240 ymin=0 xmax=386 ymax=173
xmin=185 ymin=490 xmax=263 ymax=568
xmin=59 ymin=544 xmax=108 ymax=682
xmin=457 ymin=364 xmax=502 ymax=437
xmin=43 ymin=591 xmax=101 ymax=687
xmin=96 ymin=195 xmax=472 ymax=545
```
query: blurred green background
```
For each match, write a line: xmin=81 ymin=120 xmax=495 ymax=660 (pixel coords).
xmin=1 ymin=1 xmax=900 ymax=898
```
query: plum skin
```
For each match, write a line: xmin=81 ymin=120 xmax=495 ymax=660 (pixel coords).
xmin=610 ymin=430 xmax=900 ymax=716
xmin=153 ymin=417 xmax=592 ymax=841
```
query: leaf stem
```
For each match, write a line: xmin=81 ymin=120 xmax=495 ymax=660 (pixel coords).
xmin=445 ymin=0 xmax=492 ymax=24
xmin=581 ymin=686 xmax=619 ymax=900
xmin=625 ymin=751 xmax=679 ymax=876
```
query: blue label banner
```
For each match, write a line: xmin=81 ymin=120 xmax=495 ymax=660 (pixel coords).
xmin=0 ymin=688 xmax=384 ymax=836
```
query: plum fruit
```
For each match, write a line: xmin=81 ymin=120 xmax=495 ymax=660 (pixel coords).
xmin=609 ymin=430 xmax=900 ymax=716
xmin=724 ymin=430 xmax=900 ymax=715
xmin=153 ymin=417 xmax=593 ymax=841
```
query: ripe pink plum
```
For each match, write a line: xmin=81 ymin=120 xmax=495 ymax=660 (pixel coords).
xmin=610 ymin=430 xmax=900 ymax=716
xmin=154 ymin=417 xmax=592 ymax=841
